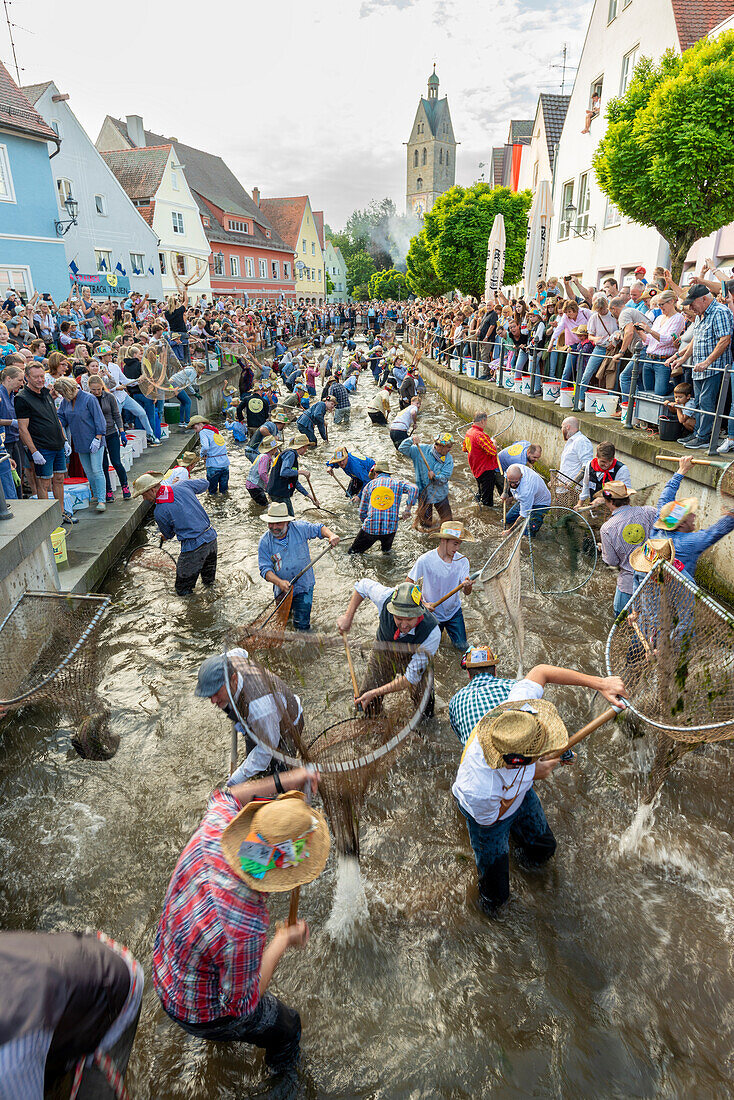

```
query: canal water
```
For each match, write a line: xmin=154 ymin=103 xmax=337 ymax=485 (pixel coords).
xmin=1 ymin=362 xmax=733 ymax=1098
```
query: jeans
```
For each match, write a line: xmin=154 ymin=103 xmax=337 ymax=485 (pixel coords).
xmin=578 ymin=345 xmax=608 ymax=402
xmin=0 ymin=454 xmax=17 ymax=499
xmin=138 ymin=395 xmax=162 ymax=439
xmin=38 ymin=447 xmax=67 ymax=479
xmin=291 ymin=588 xmax=314 ymax=630
xmin=103 ymin=432 xmax=128 ymax=494
xmin=692 ymin=373 xmax=720 ymax=442
xmin=177 ymin=390 xmax=191 ymax=424
xmin=166 ymin=992 xmax=300 ymax=1074
xmin=439 ymin=607 xmax=468 ymax=650
xmin=613 ymin=587 xmax=631 ymax=616
xmin=120 ymin=394 xmax=154 ymax=438
xmin=206 ymin=465 xmax=229 ymax=493
xmin=641 ymin=356 xmax=672 ymax=396
xmin=334 ymin=407 xmax=350 ymax=425
xmin=619 ymin=358 xmax=639 ymax=400
xmin=505 ymin=502 xmax=548 ymax=537
xmin=79 ymin=448 xmax=106 ymax=504
xmin=349 ymin=528 xmax=396 ymax=553
xmin=176 ymin=537 xmax=217 ymax=595
xmin=560 ymin=349 xmax=579 ymax=385
xmin=547 ymin=349 xmax=563 ymax=380
xmin=457 ymin=788 xmax=556 ymax=909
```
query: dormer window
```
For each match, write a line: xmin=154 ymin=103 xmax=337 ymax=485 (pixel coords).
xmin=227 ymin=219 xmax=249 ymax=233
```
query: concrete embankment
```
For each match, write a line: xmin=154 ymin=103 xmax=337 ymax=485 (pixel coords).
xmin=417 ymin=353 xmax=734 ymax=602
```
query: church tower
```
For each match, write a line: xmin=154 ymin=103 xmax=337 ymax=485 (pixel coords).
xmin=406 ymin=66 xmax=457 ymax=218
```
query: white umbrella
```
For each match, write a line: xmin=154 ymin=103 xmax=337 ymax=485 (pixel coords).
xmin=484 ymin=214 xmax=506 ymax=301
xmin=522 ymin=179 xmax=553 ymax=294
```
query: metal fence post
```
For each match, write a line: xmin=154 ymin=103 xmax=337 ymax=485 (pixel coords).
xmin=497 ymin=344 xmax=505 ymax=390
xmin=572 ymin=349 xmax=585 ymax=412
xmin=529 ymin=347 xmax=539 ymax=398
xmin=622 ymin=350 xmax=641 ymax=429
xmin=707 ymin=367 xmax=731 ymax=455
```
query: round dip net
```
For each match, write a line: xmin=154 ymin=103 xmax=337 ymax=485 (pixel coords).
xmin=524 ymin=506 xmax=598 ymax=596
xmin=222 ymin=636 xmax=434 ymax=858
xmin=0 ymin=592 xmax=116 ymax=760
xmin=606 ymin=561 xmax=734 ymax=801
xmin=478 ymin=519 xmax=528 ymax=674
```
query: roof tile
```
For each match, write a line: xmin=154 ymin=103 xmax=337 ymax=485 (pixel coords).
xmin=0 ymin=62 xmax=58 ymax=143
xmin=100 ymin=145 xmax=172 ymax=200
xmin=258 ymin=197 xmax=309 ymax=250
xmin=671 ymin=0 xmax=734 ymax=50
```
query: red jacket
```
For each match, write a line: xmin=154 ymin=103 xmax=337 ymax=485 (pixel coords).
xmin=463 ymin=424 xmax=498 ymax=476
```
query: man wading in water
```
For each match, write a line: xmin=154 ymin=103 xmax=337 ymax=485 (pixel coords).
xmin=131 ymin=471 xmax=218 ymax=596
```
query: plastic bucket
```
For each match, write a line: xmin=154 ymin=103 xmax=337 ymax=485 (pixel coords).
xmin=50 ymin=526 xmax=67 ymax=565
xmin=542 ymin=382 xmax=560 ymax=402
xmin=466 ymin=360 xmax=478 ymax=378
xmin=164 ymin=402 xmax=180 ymax=425
xmin=585 ymin=389 xmax=605 ymax=414
xmin=126 ymin=430 xmax=146 ymax=458
xmin=520 ymin=374 xmax=532 ymax=396
xmin=559 ymin=387 xmax=575 ymax=408
xmin=503 ymin=376 xmax=515 ymax=392
xmin=595 ymin=393 xmax=619 ymax=418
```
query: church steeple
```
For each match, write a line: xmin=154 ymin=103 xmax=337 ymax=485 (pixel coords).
xmin=405 ymin=65 xmax=456 ymax=217
xmin=427 ymin=65 xmax=439 ymax=100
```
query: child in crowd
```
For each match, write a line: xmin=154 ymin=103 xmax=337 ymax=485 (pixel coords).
xmin=663 ymin=382 xmax=696 ymax=437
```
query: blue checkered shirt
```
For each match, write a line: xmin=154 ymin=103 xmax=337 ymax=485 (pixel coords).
xmin=690 ymin=300 xmax=733 ymax=378
xmin=329 ymin=382 xmax=350 ymax=408
xmin=358 ymin=475 xmax=419 ymax=535
xmin=449 ymin=673 xmax=516 ymax=745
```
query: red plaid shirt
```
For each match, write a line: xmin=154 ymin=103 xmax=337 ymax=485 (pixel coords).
xmin=153 ymin=790 xmax=269 ymax=1023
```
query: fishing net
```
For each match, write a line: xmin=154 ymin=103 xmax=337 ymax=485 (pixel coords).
xmin=126 ymin=545 xmax=178 ymax=572
xmin=549 ymin=469 xmax=582 ymax=509
xmin=525 ymin=506 xmax=598 ymax=595
xmin=222 ymin=635 xmax=433 ymax=857
xmin=238 ymin=590 xmax=294 ymax=650
xmin=606 ymin=562 xmax=734 ymax=798
xmin=0 ymin=592 xmax=116 ymax=759
xmin=478 ymin=519 xmax=528 ymax=674
xmin=487 ymin=404 xmax=516 ymax=440
xmin=719 ymin=460 xmax=734 ymax=503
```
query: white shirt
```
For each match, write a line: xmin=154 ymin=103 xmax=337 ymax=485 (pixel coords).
xmin=162 ymin=465 xmax=190 ymax=487
xmin=559 ymin=431 xmax=594 ymax=483
xmin=509 ymin=465 xmax=551 ymax=517
xmin=105 ymin=362 xmax=134 ymax=407
xmin=354 ymin=578 xmax=440 ymax=684
xmin=452 ymin=678 xmax=544 ymax=825
xmin=390 ymin=405 xmax=417 ymax=432
xmin=408 ymin=548 xmax=469 ymax=623
xmin=224 ymin=648 xmax=303 ymax=783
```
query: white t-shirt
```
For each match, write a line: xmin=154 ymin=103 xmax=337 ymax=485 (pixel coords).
xmin=408 ymin=547 xmax=469 ymax=623
xmin=452 ymin=678 xmax=545 ymax=825
xmin=390 ymin=405 xmax=417 ymax=432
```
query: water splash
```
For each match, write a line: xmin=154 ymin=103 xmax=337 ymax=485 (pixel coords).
xmin=618 ymin=797 xmax=658 ymax=856
xmin=325 ymin=854 xmax=369 ymax=941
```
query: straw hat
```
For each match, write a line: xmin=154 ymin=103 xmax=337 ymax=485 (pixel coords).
xmin=188 ymin=415 xmax=211 ymax=427
xmin=473 ymin=699 xmax=568 ymax=769
xmin=371 ymin=458 xmax=391 ymax=475
xmin=130 ymin=471 xmax=165 ymax=498
xmin=461 ymin=645 xmax=497 ymax=669
xmin=629 ymin=536 xmax=675 ymax=573
xmin=593 ymin=480 xmax=637 ymax=502
xmin=387 ymin=581 xmax=424 ymax=617
xmin=273 ymin=411 xmax=291 ymax=424
xmin=260 ymin=501 xmax=295 ymax=523
xmin=258 ymin=435 xmax=281 ymax=454
xmin=329 ymin=446 xmax=348 ymax=464
xmin=289 ymin=432 xmax=315 ymax=449
xmin=572 ymin=324 xmax=588 ymax=336
xmin=221 ymin=791 xmax=330 ymax=893
xmin=181 ymin=451 xmax=198 ymax=464
xmin=654 ymin=496 xmax=698 ymax=531
xmin=432 ymin=520 xmax=476 ymax=542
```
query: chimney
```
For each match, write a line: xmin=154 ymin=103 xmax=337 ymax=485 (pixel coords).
xmin=126 ymin=114 xmax=146 ymax=147
xmin=252 ymin=187 xmax=260 ymax=206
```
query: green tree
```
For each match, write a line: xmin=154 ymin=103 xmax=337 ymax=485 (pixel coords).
xmin=593 ymin=32 xmax=734 ymax=281
xmin=369 ymin=268 xmax=409 ymax=299
xmin=422 ymin=184 xmax=532 ymax=296
xmin=345 ymin=249 xmax=376 ymax=294
xmin=406 ymin=228 xmax=451 ymax=297
xmin=325 ymin=271 xmax=335 ymax=296
xmin=352 ymin=283 xmax=370 ymax=301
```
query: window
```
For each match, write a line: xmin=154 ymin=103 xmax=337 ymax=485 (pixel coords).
xmin=228 ymin=219 xmax=249 ymax=233
xmin=532 ymin=161 xmax=539 ymax=188
xmin=230 ymin=255 xmax=240 ymax=277
xmin=259 ymin=259 xmax=267 ymax=279
xmin=133 ymin=198 xmax=150 ymax=207
xmin=559 ymin=181 xmax=574 ymax=240
xmin=604 ymin=198 xmax=622 ymax=228
xmin=213 ymin=252 xmax=224 ymax=276
xmin=172 ymin=211 xmax=185 ymax=234
xmin=283 ymin=261 xmax=291 ymax=279
xmin=171 ymin=168 xmax=179 ymax=191
xmin=56 ymin=178 xmax=73 ymax=207
xmin=439 ymin=149 xmax=443 ymax=165
xmin=95 ymin=194 xmax=107 ymax=216
xmin=414 ymin=150 xmax=419 ymax=166
xmin=95 ymin=249 xmax=112 ymax=272
xmin=416 ymin=176 xmax=423 ymax=190
xmin=0 ymin=265 xmax=32 ymax=300
xmin=130 ymin=252 xmax=145 ymax=275
xmin=245 ymin=257 xmax=255 ymax=278
xmin=608 ymin=0 xmax=617 ymax=20
xmin=620 ymin=45 xmax=639 ymax=94
xmin=422 ymin=147 xmax=427 ymax=166
xmin=272 ymin=260 xmax=279 ymax=279
xmin=159 ymin=252 xmax=167 ymax=275
xmin=311 ymin=242 xmax=315 ymax=256
xmin=302 ymin=238 xmax=307 ymax=253
xmin=50 ymin=119 xmax=60 ymax=137
xmin=175 ymin=254 xmax=186 ymax=276
xmin=202 ymin=215 xmax=210 ymax=228
xmin=577 ymin=172 xmax=591 ymax=231
xmin=446 ymin=151 xmax=450 ymax=168
xmin=0 ymin=144 xmax=15 ymax=203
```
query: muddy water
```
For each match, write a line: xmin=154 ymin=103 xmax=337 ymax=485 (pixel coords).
xmin=1 ymin=360 xmax=733 ymax=1099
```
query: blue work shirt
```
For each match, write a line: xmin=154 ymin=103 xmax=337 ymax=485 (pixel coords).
xmin=655 ymin=472 xmax=734 ymax=576
xmin=258 ymin=520 xmax=324 ymax=596
xmin=199 ymin=426 xmax=229 ymax=470
xmin=0 ymin=383 xmax=18 ymax=443
xmin=154 ymin=479 xmax=217 ymax=552
xmin=328 ymin=451 xmax=375 ymax=485
xmin=398 ymin=438 xmax=454 ymax=501
xmin=297 ymin=401 xmax=328 ymax=441
xmin=498 ymin=441 xmax=532 ymax=472
xmin=57 ymin=390 xmax=106 ymax=454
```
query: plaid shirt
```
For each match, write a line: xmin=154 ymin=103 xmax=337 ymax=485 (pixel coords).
xmin=690 ymin=299 xmax=734 ymax=378
xmin=448 ymin=673 xmax=516 ymax=744
xmin=329 ymin=381 xmax=350 ymax=408
xmin=153 ymin=790 xmax=269 ymax=1024
xmin=358 ymin=474 xmax=419 ymax=535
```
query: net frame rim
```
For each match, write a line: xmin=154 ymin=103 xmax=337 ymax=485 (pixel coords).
xmin=0 ymin=591 xmax=112 ymax=706
xmin=477 ymin=517 xmax=528 ymax=583
xmin=605 ymin=560 xmax=734 ymax=734
xmin=487 ymin=404 xmax=516 ymax=439
xmin=526 ymin=505 xmax=598 ymax=595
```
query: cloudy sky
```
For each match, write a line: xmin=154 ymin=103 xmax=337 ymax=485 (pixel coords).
xmin=7 ymin=0 xmax=590 ymax=229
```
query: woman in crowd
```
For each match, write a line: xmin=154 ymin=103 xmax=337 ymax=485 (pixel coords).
xmin=55 ymin=376 xmax=108 ymax=512
xmin=577 ymin=293 xmax=619 ymax=402
xmin=637 ymin=289 xmax=687 ymax=396
xmin=87 ymin=373 xmax=131 ymax=501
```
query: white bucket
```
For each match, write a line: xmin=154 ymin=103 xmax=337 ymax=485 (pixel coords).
xmin=503 ymin=375 xmax=515 ymax=391
xmin=559 ymin=387 xmax=575 ymax=409
xmin=519 ymin=374 xmax=532 ymax=396
xmin=126 ymin=430 xmax=146 ymax=457
xmin=595 ymin=393 xmax=619 ymax=418
xmin=585 ymin=390 xmax=605 ymax=414
xmin=466 ymin=360 xmax=478 ymax=379
xmin=542 ymin=382 xmax=560 ymax=402
xmin=449 ymin=357 xmax=460 ymax=373
xmin=120 ymin=444 xmax=134 ymax=471
xmin=107 ymin=465 xmax=120 ymax=491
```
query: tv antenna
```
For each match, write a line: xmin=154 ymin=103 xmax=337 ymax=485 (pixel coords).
xmin=550 ymin=44 xmax=577 ymax=95
xmin=3 ymin=0 xmax=22 ymax=83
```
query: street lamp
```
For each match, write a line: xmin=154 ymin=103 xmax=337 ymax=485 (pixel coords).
xmin=563 ymin=200 xmax=596 ymax=240
xmin=55 ymin=191 xmax=79 ymax=236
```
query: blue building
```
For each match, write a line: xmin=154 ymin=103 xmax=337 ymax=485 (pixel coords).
xmin=0 ymin=61 xmax=70 ymax=303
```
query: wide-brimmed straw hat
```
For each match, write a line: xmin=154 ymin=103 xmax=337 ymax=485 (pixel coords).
xmin=629 ymin=536 xmax=675 ymax=573
xmin=329 ymin=447 xmax=348 ymax=464
xmin=593 ymin=480 xmax=637 ymax=502
xmin=461 ymin=645 xmax=497 ymax=669
xmin=654 ymin=496 xmax=698 ymax=531
xmin=188 ymin=415 xmax=211 ymax=427
xmin=432 ymin=520 xmax=476 ymax=542
xmin=289 ymin=432 xmax=315 ymax=449
xmin=181 ymin=451 xmax=198 ymax=464
xmin=221 ymin=791 xmax=330 ymax=893
xmin=473 ymin=698 xmax=568 ymax=768
xmin=130 ymin=471 xmax=165 ymax=498
xmin=273 ymin=411 xmax=291 ymax=424
xmin=260 ymin=501 xmax=295 ymax=523
xmin=387 ymin=581 xmax=424 ymax=617
xmin=258 ymin=435 xmax=281 ymax=454
xmin=371 ymin=458 xmax=391 ymax=475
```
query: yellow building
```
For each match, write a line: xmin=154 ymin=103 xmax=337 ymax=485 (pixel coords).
xmin=259 ymin=194 xmax=326 ymax=303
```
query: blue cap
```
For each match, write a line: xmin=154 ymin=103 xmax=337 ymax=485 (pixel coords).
xmin=195 ymin=654 xmax=232 ymax=697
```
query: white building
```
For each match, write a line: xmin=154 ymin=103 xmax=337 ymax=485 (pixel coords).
xmin=548 ymin=0 xmax=734 ymax=287
xmin=517 ymin=95 xmax=570 ymax=195
xmin=325 ymin=240 xmax=348 ymax=301
xmin=20 ymin=81 xmax=163 ymax=301
xmin=100 ymin=138 xmax=211 ymax=300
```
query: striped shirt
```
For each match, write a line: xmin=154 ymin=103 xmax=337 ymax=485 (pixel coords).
xmin=600 ymin=504 xmax=658 ymax=593
xmin=448 ymin=673 xmax=516 ymax=744
xmin=690 ymin=299 xmax=734 ymax=378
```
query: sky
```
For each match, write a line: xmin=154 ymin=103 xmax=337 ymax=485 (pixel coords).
xmin=4 ymin=0 xmax=591 ymax=230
